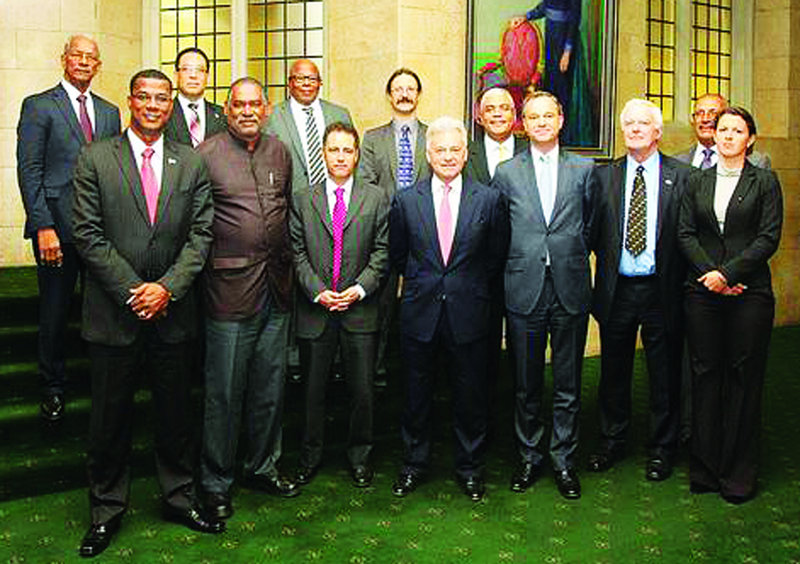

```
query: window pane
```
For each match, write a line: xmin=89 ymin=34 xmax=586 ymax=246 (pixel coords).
xmin=286 ymin=30 xmax=304 ymax=57
xmin=161 ymin=10 xmax=177 ymax=36
xmin=178 ymin=10 xmax=196 ymax=35
xmin=307 ymin=2 xmax=323 ymax=27
xmin=286 ymin=3 xmax=304 ymax=28
xmin=249 ymin=31 xmax=266 ymax=58
xmin=307 ymin=29 xmax=323 ymax=55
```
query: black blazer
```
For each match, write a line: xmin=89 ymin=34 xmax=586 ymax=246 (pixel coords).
xmin=389 ymin=177 xmax=509 ymax=345
xmin=590 ymin=153 xmax=691 ymax=331
xmin=677 ymin=162 xmax=782 ymax=292
xmin=164 ymin=98 xmax=226 ymax=146
xmin=464 ymin=130 xmax=528 ymax=186
xmin=16 ymin=83 xmax=121 ymax=241
xmin=72 ymin=133 xmax=214 ymax=346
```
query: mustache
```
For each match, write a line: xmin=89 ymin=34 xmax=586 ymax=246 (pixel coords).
xmin=398 ymin=97 xmax=413 ymax=104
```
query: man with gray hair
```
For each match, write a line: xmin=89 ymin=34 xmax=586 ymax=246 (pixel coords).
xmin=389 ymin=116 xmax=509 ymax=502
xmin=17 ymin=34 xmax=121 ymax=423
xmin=588 ymin=98 xmax=690 ymax=482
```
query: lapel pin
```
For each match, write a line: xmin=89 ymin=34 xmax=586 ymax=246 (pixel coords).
xmin=167 ymin=157 xmax=177 ymax=165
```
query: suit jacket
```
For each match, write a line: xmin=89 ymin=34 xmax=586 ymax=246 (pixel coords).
xmin=164 ymin=98 xmax=226 ymax=146
xmin=359 ymin=120 xmax=431 ymax=198
xmin=464 ymin=131 xmax=528 ymax=186
xmin=389 ymin=176 xmax=509 ymax=344
xmin=265 ymin=98 xmax=353 ymax=193
xmin=72 ymin=133 xmax=214 ymax=346
xmin=290 ymin=177 xmax=389 ymax=339
xmin=590 ymin=153 xmax=690 ymax=331
xmin=17 ymin=83 xmax=121 ymax=242
xmin=491 ymin=148 xmax=594 ymax=316
xmin=677 ymin=163 xmax=782 ymax=292
xmin=198 ymin=130 xmax=294 ymax=316
xmin=674 ymin=144 xmax=772 ymax=170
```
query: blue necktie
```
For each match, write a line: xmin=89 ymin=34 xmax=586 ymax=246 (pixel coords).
xmin=397 ymin=125 xmax=413 ymax=189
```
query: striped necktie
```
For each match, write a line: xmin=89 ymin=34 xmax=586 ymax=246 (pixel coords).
xmin=188 ymin=102 xmax=201 ymax=147
xmin=304 ymin=106 xmax=326 ymax=186
xmin=700 ymin=147 xmax=714 ymax=170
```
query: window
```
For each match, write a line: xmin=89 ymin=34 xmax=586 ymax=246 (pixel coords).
xmin=158 ymin=0 xmax=324 ymax=104
xmin=691 ymin=0 xmax=732 ymax=101
xmin=646 ymin=0 xmax=677 ymax=119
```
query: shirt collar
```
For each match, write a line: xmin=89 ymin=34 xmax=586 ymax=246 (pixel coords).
xmin=290 ymin=96 xmax=322 ymax=115
xmin=432 ymin=173 xmax=462 ymax=193
xmin=484 ymin=133 xmax=515 ymax=152
xmin=530 ymin=144 xmax=559 ymax=162
xmin=177 ymin=93 xmax=205 ymax=113
xmin=627 ymin=150 xmax=660 ymax=174
xmin=126 ymin=128 xmax=164 ymax=157
xmin=61 ymin=78 xmax=91 ymax=101
xmin=326 ymin=175 xmax=354 ymax=196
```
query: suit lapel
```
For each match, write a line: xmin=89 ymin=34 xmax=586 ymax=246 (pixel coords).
xmin=549 ymin=151 xmax=570 ymax=224
xmin=344 ymin=180 xmax=366 ymax=230
xmin=414 ymin=181 xmax=442 ymax=265
xmin=171 ymin=101 xmax=193 ymax=145
xmin=610 ymin=159 xmax=625 ymax=242
xmin=520 ymin=151 xmax=547 ymax=225
xmin=470 ymin=135 xmax=490 ymax=184
xmin=156 ymin=140 xmax=182 ymax=227
xmin=116 ymin=134 xmax=151 ymax=226
xmin=279 ymin=105 xmax=306 ymax=165
xmin=450 ymin=178 xmax=478 ymax=263
xmin=53 ymin=85 xmax=85 ymax=146
xmin=385 ymin=127 xmax=399 ymax=184
xmin=657 ymin=153 xmax=674 ymax=242
xmin=91 ymin=95 xmax=108 ymax=138
xmin=310 ymin=183 xmax=333 ymax=237
xmin=412 ymin=123 xmax=427 ymax=184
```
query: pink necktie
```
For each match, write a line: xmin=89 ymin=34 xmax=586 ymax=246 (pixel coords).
xmin=438 ymin=182 xmax=454 ymax=264
xmin=141 ymin=147 xmax=159 ymax=224
xmin=77 ymin=94 xmax=92 ymax=143
xmin=331 ymin=185 xmax=346 ymax=291
xmin=188 ymin=103 xmax=201 ymax=147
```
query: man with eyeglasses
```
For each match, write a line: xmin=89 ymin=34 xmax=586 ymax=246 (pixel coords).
xmin=360 ymin=68 xmax=431 ymax=384
xmin=164 ymin=47 xmax=227 ymax=147
xmin=674 ymin=93 xmax=771 ymax=169
xmin=72 ymin=69 xmax=222 ymax=558
xmin=16 ymin=34 xmax=121 ymax=424
xmin=266 ymin=59 xmax=353 ymax=194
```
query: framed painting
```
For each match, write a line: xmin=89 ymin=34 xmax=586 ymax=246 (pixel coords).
xmin=466 ymin=0 xmax=617 ymax=158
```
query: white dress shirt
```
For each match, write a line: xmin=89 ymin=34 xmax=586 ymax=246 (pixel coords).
xmin=127 ymin=129 xmax=164 ymax=192
xmin=290 ymin=97 xmax=325 ymax=172
xmin=691 ymin=142 xmax=718 ymax=169
xmin=714 ymin=165 xmax=742 ymax=233
xmin=177 ymin=93 xmax=206 ymax=141
xmin=485 ymin=133 xmax=516 ymax=179
xmin=61 ymin=78 xmax=96 ymax=134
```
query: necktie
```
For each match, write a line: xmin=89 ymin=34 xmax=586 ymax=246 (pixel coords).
xmin=538 ymin=154 xmax=555 ymax=224
xmin=625 ymin=165 xmax=647 ymax=256
xmin=438 ymin=182 xmax=454 ymax=265
xmin=141 ymin=147 xmax=159 ymax=224
xmin=397 ymin=125 xmax=413 ymax=189
xmin=700 ymin=147 xmax=714 ymax=170
xmin=77 ymin=94 xmax=92 ymax=143
xmin=188 ymin=102 xmax=201 ymax=147
xmin=331 ymin=185 xmax=346 ymax=291
xmin=304 ymin=107 xmax=326 ymax=186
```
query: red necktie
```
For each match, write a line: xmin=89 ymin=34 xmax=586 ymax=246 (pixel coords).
xmin=77 ymin=94 xmax=93 ymax=142
xmin=188 ymin=102 xmax=201 ymax=147
xmin=438 ymin=182 xmax=454 ymax=264
xmin=141 ymin=147 xmax=159 ymax=224
xmin=331 ymin=185 xmax=346 ymax=291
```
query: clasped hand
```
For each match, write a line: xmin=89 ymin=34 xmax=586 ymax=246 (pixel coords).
xmin=317 ymin=287 xmax=361 ymax=312
xmin=127 ymin=282 xmax=171 ymax=320
xmin=698 ymin=270 xmax=746 ymax=296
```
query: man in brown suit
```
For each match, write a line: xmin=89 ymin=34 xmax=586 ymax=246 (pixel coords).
xmin=197 ymin=77 xmax=299 ymax=521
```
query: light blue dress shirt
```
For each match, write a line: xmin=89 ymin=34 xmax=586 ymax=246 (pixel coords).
xmin=619 ymin=151 xmax=660 ymax=276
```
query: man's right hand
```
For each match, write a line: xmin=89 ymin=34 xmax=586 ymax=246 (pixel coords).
xmin=37 ymin=228 xmax=62 ymax=267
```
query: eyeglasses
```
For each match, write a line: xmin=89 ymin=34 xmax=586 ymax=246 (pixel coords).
xmin=290 ymin=75 xmax=320 ymax=85
xmin=67 ymin=51 xmax=99 ymax=63
xmin=692 ymin=109 xmax=719 ymax=119
xmin=131 ymin=92 xmax=171 ymax=105
xmin=391 ymin=86 xmax=418 ymax=95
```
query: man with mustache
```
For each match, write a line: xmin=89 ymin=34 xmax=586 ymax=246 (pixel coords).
xmin=197 ymin=78 xmax=300 ymax=522
xmin=164 ymin=47 xmax=226 ymax=147
xmin=360 ymin=68 xmax=431 ymax=383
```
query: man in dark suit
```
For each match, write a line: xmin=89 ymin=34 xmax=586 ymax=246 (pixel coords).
xmin=674 ymin=93 xmax=771 ymax=170
xmin=588 ymin=98 xmax=690 ymax=483
xmin=197 ymin=78 xmax=300 ymax=523
xmin=72 ymin=69 xmax=223 ymax=558
xmin=492 ymin=91 xmax=593 ymax=500
xmin=290 ymin=122 xmax=389 ymax=488
xmin=265 ymin=59 xmax=353 ymax=193
xmin=164 ymin=47 xmax=226 ymax=147
xmin=389 ymin=117 xmax=509 ymax=502
xmin=360 ymin=68 xmax=431 ymax=382
xmin=465 ymin=87 xmax=528 ymax=185
xmin=16 ymin=35 xmax=121 ymax=422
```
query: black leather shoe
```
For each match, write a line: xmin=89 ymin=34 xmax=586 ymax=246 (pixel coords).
xmin=690 ymin=481 xmax=719 ymax=494
xmin=41 ymin=394 xmax=64 ymax=422
xmin=458 ymin=476 xmax=485 ymax=502
xmin=204 ymin=492 xmax=233 ymax=520
xmin=79 ymin=515 xmax=121 ymax=558
xmin=587 ymin=450 xmax=619 ymax=473
xmin=391 ymin=471 xmax=423 ymax=497
xmin=554 ymin=468 xmax=581 ymax=500
xmin=162 ymin=504 xmax=225 ymax=534
xmin=295 ymin=465 xmax=319 ymax=486
xmin=243 ymin=474 xmax=301 ymax=498
xmin=645 ymin=457 xmax=672 ymax=482
xmin=510 ymin=462 xmax=541 ymax=493
xmin=351 ymin=465 xmax=374 ymax=488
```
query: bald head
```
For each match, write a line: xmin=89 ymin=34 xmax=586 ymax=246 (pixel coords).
xmin=288 ymin=59 xmax=321 ymax=106
xmin=478 ymin=87 xmax=516 ymax=142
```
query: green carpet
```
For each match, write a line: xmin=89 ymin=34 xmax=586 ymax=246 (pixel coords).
xmin=1 ymin=266 xmax=799 ymax=563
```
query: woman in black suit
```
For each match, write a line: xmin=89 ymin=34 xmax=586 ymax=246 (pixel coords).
xmin=678 ymin=106 xmax=782 ymax=504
